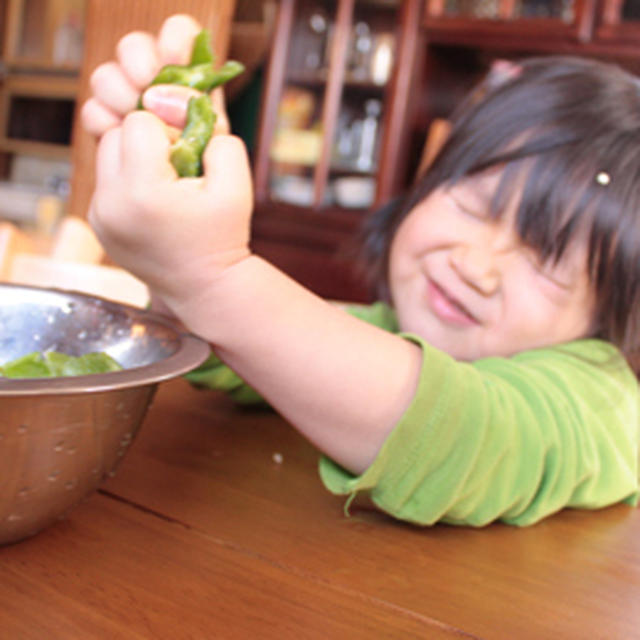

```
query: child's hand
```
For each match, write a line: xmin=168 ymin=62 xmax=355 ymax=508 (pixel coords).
xmin=86 ymin=15 xmax=253 ymax=312
xmin=90 ymin=109 xmax=253 ymax=309
xmin=81 ymin=14 xmax=229 ymax=137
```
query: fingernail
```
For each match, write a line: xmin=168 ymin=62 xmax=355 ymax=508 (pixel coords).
xmin=142 ymin=86 xmax=184 ymax=111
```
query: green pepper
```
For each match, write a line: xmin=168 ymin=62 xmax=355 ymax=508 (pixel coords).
xmin=147 ymin=59 xmax=244 ymax=95
xmin=139 ymin=29 xmax=244 ymax=177
xmin=147 ymin=62 xmax=221 ymax=92
xmin=169 ymin=93 xmax=216 ymax=177
xmin=0 ymin=351 xmax=123 ymax=379
xmin=189 ymin=29 xmax=215 ymax=65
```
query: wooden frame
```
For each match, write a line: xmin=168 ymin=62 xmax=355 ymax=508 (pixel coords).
xmin=3 ymin=0 xmax=86 ymax=71
xmin=251 ymin=0 xmax=425 ymax=302
xmin=0 ymin=74 xmax=79 ymax=159
xmin=254 ymin=0 xmax=423 ymax=210
xmin=423 ymin=0 xmax=598 ymax=45
xmin=594 ymin=0 xmax=640 ymax=43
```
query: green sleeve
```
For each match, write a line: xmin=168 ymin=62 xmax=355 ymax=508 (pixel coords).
xmin=319 ymin=337 xmax=640 ymax=526
xmin=184 ymin=353 xmax=264 ymax=404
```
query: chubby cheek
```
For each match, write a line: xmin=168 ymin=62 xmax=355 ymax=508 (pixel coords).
xmin=501 ymin=271 xmax=593 ymax=348
xmin=389 ymin=214 xmax=432 ymax=282
xmin=388 ymin=233 xmax=413 ymax=289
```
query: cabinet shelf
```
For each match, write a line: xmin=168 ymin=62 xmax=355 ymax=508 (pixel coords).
xmin=3 ymin=58 xmax=81 ymax=74
xmin=252 ymin=0 xmax=421 ymax=301
xmin=287 ymin=71 xmax=388 ymax=92
xmin=251 ymin=0 xmax=640 ymax=303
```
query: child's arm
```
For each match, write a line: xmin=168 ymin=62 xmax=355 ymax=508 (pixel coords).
xmin=85 ymin=17 xmax=423 ymax=475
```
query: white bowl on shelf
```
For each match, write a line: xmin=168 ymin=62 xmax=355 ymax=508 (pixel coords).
xmin=332 ymin=176 xmax=376 ymax=209
xmin=271 ymin=175 xmax=315 ymax=207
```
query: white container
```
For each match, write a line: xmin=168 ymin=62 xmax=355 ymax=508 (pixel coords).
xmin=333 ymin=177 xmax=376 ymax=209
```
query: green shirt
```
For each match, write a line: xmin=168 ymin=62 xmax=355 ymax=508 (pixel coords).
xmin=187 ymin=302 xmax=640 ymax=526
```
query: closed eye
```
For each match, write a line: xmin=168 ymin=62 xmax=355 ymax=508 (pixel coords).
xmin=523 ymin=251 xmax=573 ymax=290
xmin=446 ymin=191 xmax=487 ymax=220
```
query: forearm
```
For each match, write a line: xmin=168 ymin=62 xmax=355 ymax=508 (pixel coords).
xmin=166 ymin=255 xmax=423 ymax=474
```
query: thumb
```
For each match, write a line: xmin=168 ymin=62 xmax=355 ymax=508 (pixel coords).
xmin=142 ymin=84 xmax=230 ymax=135
xmin=141 ymin=84 xmax=200 ymax=128
xmin=202 ymin=135 xmax=253 ymax=213
xmin=210 ymin=88 xmax=230 ymax=135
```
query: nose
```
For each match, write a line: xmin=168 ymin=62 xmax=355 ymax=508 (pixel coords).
xmin=449 ymin=219 xmax=520 ymax=295
xmin=449 ymin=245 xmax=500 ymax=294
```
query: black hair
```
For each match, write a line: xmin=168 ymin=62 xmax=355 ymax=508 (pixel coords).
xmin=360 ymin=55 xmax=640 ymax=374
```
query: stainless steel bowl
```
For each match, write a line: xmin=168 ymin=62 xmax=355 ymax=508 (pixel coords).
xmin=0 ymin=283 xmax=210 ymax=544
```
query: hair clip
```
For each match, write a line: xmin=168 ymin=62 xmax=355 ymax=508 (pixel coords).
xmin=596 ymin=171 xmax=611 ymax=186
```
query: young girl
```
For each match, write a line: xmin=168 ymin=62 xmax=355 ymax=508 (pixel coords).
xmin=82 ymin=15 xmax=639 ymax=527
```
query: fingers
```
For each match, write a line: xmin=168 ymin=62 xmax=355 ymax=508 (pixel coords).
xmin=94 ymin=127 xmax=122 ymax=197
xmin=90 ymin=61 xmax=140 ymax=116
xmin=95 ymin=111 xmax=177 ymax=195
xmin=81 ymin=97 xmax=122 ymax=137
xmin=202 ymin=135 xmax=253 ymax=203
xmin=157 ymin=14 xmax=202 ymax=65
xmin=211 ymin=89 xmax=230 ymax=135
xmin=116 ymin=31 xmax=161 ymax=88
xmin=120 ymin=111 xmax=176 ymax=184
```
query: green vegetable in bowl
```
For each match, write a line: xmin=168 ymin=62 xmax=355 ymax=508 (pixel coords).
xmin=0 ymin=351 xmax=123 ymax=379
xmin=142 ymin=29 xmax=245 ymax=177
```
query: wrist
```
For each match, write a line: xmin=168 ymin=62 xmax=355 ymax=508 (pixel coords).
xmin=154 ymin=247 xmax=253 ymax=327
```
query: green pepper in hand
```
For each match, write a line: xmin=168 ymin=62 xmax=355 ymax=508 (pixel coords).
xmin=142 ymin=29 xmax=244 ymax=177
xmin=170 ymin=93 xmax=216 ymax=177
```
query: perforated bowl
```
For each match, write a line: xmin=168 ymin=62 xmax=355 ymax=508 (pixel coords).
xmin=0 ymin=283 xmax=210 ymax=544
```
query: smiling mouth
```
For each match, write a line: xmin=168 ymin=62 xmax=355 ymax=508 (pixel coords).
xmin=427 ymin=280 xmax=480 ymax=326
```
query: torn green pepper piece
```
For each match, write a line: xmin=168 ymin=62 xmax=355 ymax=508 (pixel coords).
xmin=147 ymin=59 xmax=244 ymax=94
xmin=140 ymin=29 xmax=244 ymax=177
xmin=189 ymin=28 xmax=215 ymax=65
xmin=148 ymin=62 xmax=220 ymax=92
xmin=169 ymin=93 xmax=216 ymax=177
xmin=205 ymin=60 xmax=245 ymax=90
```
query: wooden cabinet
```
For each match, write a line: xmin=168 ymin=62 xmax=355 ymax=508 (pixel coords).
xmin=0 ymin=0 xmax=85 ymax=160
xmin=4 ymin=0 xmax=85 ymax=70
xmin=421 ymin=1 xmax=640 ymax=55
xmin=595 ymin=0 xmax=640 ymax=45
xmin=249 ymin=0 xmax=640 ymax=303
xmin=423 ymin=0 xmax=597 ymax=43
xmin=252 ymin=0 xmax=423 ymax=302
xmin=416 ymin=0 xmax=640 ymax=128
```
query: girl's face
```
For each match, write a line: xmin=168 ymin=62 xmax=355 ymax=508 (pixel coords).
xmin=388 ymin=170 xmax=596 ymax=361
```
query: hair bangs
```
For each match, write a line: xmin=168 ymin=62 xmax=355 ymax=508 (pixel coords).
xmin=358 ymin=55 xmax=640 ymax=372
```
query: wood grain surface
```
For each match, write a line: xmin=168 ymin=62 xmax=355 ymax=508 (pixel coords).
xmin=1 ymin=379 xmax=639 ymax=639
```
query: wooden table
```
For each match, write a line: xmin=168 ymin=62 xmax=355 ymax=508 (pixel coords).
xmin=1 ymin=379 xmax=639 ymax=639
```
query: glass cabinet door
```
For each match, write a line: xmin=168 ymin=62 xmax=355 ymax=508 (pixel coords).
xmin=428 ymin=0 xmax=578 ymax=19
xmin=327 ymin=0 xmax=397 ymax=209
xmin=595 ymin=0 xmax=640 ymax=43
xmin=260 ymin=0 xmax=401 ymax=211
xmin=439 ymin=0 xmax=501 ymax=19
xmin=621 ymin=0 xmax=640 ymax=21
xmin=512 ymin=0 xmax=575 ymax=21
xmin=423 ymin=0 xmax=593 ymax=40
xmin=268 ymin=1 xmax=332 ymax=208
xmin=4 ymin=0 xmax=86 ymax=70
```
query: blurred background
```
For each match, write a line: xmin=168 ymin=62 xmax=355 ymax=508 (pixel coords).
xmin=1 ymin=0 xmax=640 ymax=305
